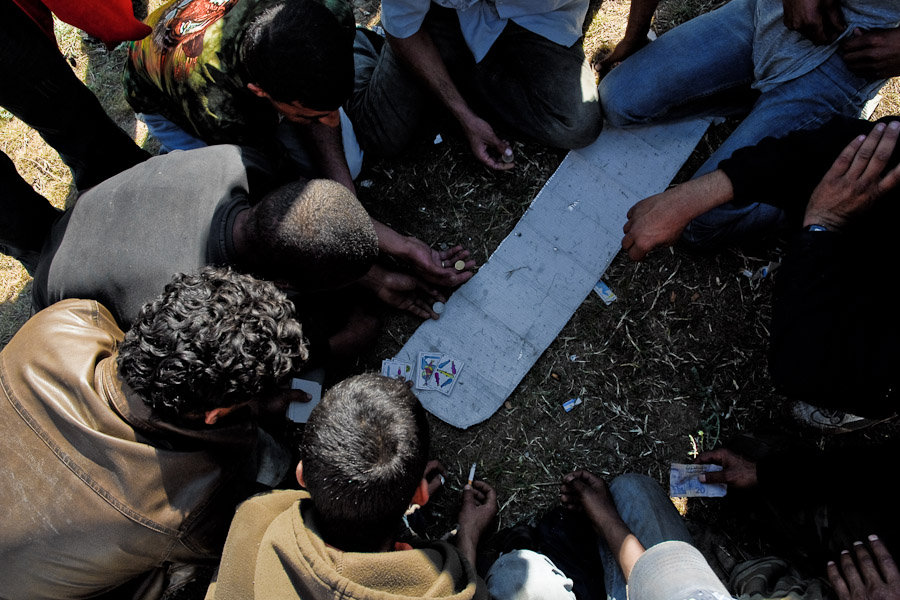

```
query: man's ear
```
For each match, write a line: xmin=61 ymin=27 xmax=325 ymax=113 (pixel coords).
xmin=296 ymin=461 xmax=306 ymax=488
xmin=411 ymin=478 xmax=430 ymax=507
xmin=247 ymin=82 xmax=268 ymax=99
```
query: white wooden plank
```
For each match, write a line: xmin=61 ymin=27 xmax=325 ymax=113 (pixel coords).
xmin=397 ymin=119 xmax=710 ymax=428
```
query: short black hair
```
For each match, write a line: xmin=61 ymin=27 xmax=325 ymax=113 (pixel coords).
xmin=117 ymin=266 xmax=307 ymax=421
xmin=247 ymin=179 xmax=379 ymax=289
xmin=240 ymin=0 xmax=355 ymax=109
xmin=302 ymin=374 xmax=430 ymax=550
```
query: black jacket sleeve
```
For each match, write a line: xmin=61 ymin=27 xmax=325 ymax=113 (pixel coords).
xmin=718 ymin=116 xmax=889 ymax=223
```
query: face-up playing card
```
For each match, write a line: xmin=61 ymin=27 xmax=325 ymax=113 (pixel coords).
xmin=415 ymin=352 xmax=463 ymax=395
xmin=381 ymin=359 xmax=412 ymax=381
xmin=434 ymin=355 xmax=463 ymax=396
xmin=416 ymin=352 xmax=443 ymax=390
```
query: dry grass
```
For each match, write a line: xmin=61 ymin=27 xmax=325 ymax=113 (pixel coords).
xmin=3 ymin=0 xmax=900 ymax=581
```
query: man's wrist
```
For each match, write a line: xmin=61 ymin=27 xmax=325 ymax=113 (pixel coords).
xmin=802 ymin=212 xmax=844 ymax=231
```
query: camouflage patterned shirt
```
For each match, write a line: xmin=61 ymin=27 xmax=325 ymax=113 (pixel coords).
xmin=123 ymin=0 xmax=353 ymax=147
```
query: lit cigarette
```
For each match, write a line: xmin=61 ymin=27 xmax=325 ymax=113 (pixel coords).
xmin=467 ymin=462 xmax=477 ymax=486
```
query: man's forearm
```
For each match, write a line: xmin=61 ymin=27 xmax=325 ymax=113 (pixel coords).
xmin=621 ymin=0 xmax=662 ymax=42
xmin=674 ymin=170 xmax=735 ymax=221
xmin=593 ymin=513 xmax=645 ymax=581
xmin=387 ymin=30 xmax=475 ymax=126
xmin=300 ymin=121 xmax=356 ymax=193
xmin=371 ymin=219 xmax=410 ymax=256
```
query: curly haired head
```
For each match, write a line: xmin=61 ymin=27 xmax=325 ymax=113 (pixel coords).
xmin=117 ymin=266 xmax=308 ymax=421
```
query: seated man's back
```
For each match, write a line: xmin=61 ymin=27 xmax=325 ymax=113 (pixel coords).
xmin=31 ymin=145 xmax=273 ymax=327
xmin=0 ymin=267 xmax=307 ymax=598
xmin=207 ymin=374 xmax=490 ymax=600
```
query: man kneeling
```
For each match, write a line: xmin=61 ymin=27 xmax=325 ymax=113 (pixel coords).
xmin=0 ymin=267 xmax=307 ymax=598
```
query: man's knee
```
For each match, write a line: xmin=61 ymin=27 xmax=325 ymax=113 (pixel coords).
xmin=538 ymin=101 xmax=603 ymax=149
xmin=608 ymin=473 xmax=660 ymax=503
xmin=599 ymin=72 xmax=647 ymax=128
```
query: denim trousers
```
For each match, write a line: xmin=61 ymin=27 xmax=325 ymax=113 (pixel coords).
xmin=598 ymin=0 xmax=885 ymax=247
xmin=484 ymin=474 xmax=692 ymax=600
xmin=599 ymin=474 xmax=695 ymax=600
xmin=347 ymin=6 xmax=602 ymax=156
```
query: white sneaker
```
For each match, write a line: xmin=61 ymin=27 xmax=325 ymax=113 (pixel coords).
xmin=790 ymin=401 xmax=894 ymax=433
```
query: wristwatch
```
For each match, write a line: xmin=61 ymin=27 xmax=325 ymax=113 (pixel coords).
xmin=805 ymin=224 xmax=828 ymax=232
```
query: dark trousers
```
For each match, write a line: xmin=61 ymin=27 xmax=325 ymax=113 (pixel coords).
xmin=1 ymin=0 xmax=149 ymax=267
xmin=347 ymin=5 xmax=602 ymax=156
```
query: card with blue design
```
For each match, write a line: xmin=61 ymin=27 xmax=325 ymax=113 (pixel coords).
xmin=416 ymin=352 xmax=463 ymax=396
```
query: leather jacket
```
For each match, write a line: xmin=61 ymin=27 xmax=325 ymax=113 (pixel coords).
xmin=0 ymin=299 xmax=258 ymax=599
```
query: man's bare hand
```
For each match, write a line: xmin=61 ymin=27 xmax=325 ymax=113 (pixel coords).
xmin=841 ymin=27 xmax=900 ymax=79
xmin=361 ymin=264 xmax=442 ymax=319
xmin=401 ymin=238 xmax=475 ymax=289
xmin=622 ymin=192 xmax=691 ymax=260
xmin=622 ymin=170 xmax=735 ymax=261
xmin=455 ymin=480 xmax=498 ymax=566
xmin=804 ymin=120 xmax=900 ymax=231
xmin=782 ymin=0 xmax=845 ymax=44
xmin=594 ymin=36 xmax=650 ymax=78
xmin=460 ymin=113 xmax=514 ymax=171
xmin=695 ymin=448 xmax=758 ymax=489
xmin=828 ymin=535 xmax=900 ymax=600
xmin=559 ymin=470 xmax=620 ymax=529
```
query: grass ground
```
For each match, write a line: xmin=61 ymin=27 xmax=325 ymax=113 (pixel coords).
xmin=3 ymin=0 xmax=899 ymax=587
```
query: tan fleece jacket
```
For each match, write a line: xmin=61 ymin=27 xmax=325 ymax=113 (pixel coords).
xmin=207 ymin=489 xmax=490 ymax=600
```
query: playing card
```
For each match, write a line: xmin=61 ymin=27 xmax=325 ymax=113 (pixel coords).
xmin=381 ymin=359 xmax=412 ymax=381
xmin=287 ymin=377 xmax=323 ymax=423
xmin=416 ymin=352 xmax=443 ymax=390
xmin=434 ymin=356 xmax=463 ymax=396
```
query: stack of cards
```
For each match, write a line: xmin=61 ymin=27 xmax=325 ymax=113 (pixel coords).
xmin=415 ymin=352 xmax=463 ymax=396
xmin=381 ymin=359 xmax=412 ymax=381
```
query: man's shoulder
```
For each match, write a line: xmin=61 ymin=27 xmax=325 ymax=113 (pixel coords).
xmin=0 ymin=299 xmax=122 ymax=410
xmin=5 ymin=299 xmax=121 ymax=358
xmin=237 ymin=489 xmax=308 ymax=520
xmin=226 ymin=490 xmax=309 ymax=552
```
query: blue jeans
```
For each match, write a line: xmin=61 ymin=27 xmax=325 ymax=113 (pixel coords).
xmin=599 ymin=474 xmax=694 ymax=600
xmin=599 ymin=0 xmax=885 ymax=247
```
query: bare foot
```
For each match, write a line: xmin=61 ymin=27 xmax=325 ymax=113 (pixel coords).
xmin=560 ymin=470 xmax=621 ymax=532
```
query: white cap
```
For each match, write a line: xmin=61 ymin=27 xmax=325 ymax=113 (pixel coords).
xmin=628 ymin=541 xmax=733 ymax=600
